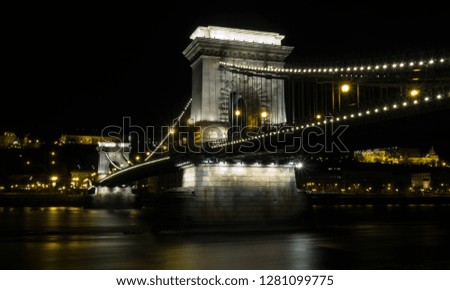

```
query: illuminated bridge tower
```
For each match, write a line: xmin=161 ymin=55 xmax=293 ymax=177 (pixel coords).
xmin=183 ymin=26 xmax=293 ymax=142
xmin=149 ymin=26 xmax=311 ymax=229
xmin=96 ymin=142 xmax=131 ymax=180
xmin=88 ymin=142 xmax=135 ymax=208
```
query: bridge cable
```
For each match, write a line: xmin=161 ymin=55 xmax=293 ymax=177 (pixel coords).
xmin=104 ymin=152 xmax=122 ymax=170
xmin=145 ymin=98 xmax=193 ymax=161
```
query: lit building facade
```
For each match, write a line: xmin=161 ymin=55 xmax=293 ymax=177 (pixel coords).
xmin=354 ymin=147 xmax=441 ymax=167
xmin=59 ymin=135 xmax=116 ymax=145
xmin=0 ymin=132 xmax=40 ymax=149
xmin=0 ymin=132 xmax=21 ymax=148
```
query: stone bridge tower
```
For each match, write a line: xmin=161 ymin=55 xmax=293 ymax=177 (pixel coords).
xmin=183 ymin=26 xmax=293 ymax=142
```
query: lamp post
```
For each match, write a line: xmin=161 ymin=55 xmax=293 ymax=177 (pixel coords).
xmin=409 ymin=89 xmax=420 ymax=97
xmin=234 ymin=109 xmax=241 ymax=128
xmin=260 ymin=110 xmax=268 ymax=127
xmin=50 ymin=176 xmax=58 ymax=189
xmin=339 ymin=83 xmax=350 ymax=111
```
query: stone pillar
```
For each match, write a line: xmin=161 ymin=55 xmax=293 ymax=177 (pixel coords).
xmin=89 ymin=142 xmax=135 ymax=208
xmin=153 ymin=162 xmax=312 ymax=230
xmin=96 ymin=142 xmax=131 ymax=180
xmin=183 ymin=26 xmax=293 ymax=143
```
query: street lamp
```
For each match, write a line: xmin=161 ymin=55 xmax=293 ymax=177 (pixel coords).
xmin=260 ymin=110 xmax=269 ymax=128
xmin=50 ymin=176 xmax=58 ymax=188
xmin=338 ymin=83 xmax=351 ymax=111
xmin=235 ymin=109 xmax=241 ymax=116
xmin=341 ymin=84 xmax=350 ymax=93
xmin=409 ymin=89 xmax=420 ymax=97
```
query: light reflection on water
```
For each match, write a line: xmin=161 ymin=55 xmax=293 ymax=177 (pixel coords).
xmin=0 ymin=205 xmax=449 ymax=269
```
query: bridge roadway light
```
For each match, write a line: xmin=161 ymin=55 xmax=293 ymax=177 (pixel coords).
xmin=341 ymin=84 xmax=350 ymax=93
xmin=316 ymin=114 xmax=322 ymax=120
xmin=409 ymin=89 xmax=420 ymax=97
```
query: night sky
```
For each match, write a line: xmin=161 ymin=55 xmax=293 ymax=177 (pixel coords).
xmin=4 ymin=3 xmax=450 ymax=138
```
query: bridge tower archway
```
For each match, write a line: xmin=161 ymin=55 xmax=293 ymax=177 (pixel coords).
xmin=183 ymin=26 xmax=293 ymax=143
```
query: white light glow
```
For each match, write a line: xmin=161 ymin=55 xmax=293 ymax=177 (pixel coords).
xmin=341 ymin=84 xmax=350 ymax=93
xmin=410 ymin=89 xmax=420 ymax=97
xmin=190 ymin=26 xmax=284 ymax=45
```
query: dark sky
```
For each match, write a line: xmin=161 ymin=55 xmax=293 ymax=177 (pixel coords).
xmin=3 ymin=3 xmax=450 ymax=138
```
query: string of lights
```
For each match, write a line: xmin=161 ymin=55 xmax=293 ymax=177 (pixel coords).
xmin=219 ymin=57 xmax=449 ymax=75
xmin=209 ymin=92 xmax=449 ymax=149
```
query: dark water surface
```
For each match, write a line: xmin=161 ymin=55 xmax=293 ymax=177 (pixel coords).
xmin=1 ymin=204 xmax=450 ymax=269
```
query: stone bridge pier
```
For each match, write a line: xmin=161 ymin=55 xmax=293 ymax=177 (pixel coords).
xmin=88 ymin=142 xmax=136 ymax=208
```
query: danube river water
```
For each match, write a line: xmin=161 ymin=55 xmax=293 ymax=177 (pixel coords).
xmin=1 ymin=203 xmax=450 ymax=269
